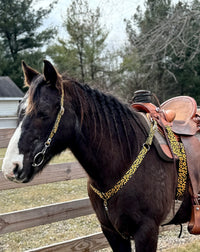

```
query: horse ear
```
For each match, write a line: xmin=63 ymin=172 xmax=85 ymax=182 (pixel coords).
xmin=43 ymin=60 xmax=59 ymax=85
xmin=22 ymin=61 xmax=40 ymax=86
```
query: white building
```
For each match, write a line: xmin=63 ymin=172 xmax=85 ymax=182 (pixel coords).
xmin=0 ymin=77 xmax=24 ymax=128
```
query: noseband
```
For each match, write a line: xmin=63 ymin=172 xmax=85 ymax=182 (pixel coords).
xmin=32 ymin=83 xmax=65 ymax=167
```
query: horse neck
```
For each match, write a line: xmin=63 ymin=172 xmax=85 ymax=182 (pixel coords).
xmin=68 ymin=82 xmax=145 ymax=190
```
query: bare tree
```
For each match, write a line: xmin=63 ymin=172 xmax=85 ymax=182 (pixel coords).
xmin=133 ymin=8 xmax=200 ymax=73
xmin=124 ymin=1 xmax=200 ymax=102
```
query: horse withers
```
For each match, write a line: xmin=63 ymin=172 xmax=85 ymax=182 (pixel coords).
xmin=2 ymin=60 xmax=192 ymax=252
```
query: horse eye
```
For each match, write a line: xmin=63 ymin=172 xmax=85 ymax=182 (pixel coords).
xmin=37 ymin=111 xmax=49 ymax=119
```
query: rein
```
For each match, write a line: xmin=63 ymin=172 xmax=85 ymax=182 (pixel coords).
xmin=32 ymin=83 xmax=65 ymax=167
xmin=90 ymin=120 xmax=157 ymax=212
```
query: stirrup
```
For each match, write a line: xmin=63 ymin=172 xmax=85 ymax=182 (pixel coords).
xmin=188 ymin=195 xmax=200 ymax=235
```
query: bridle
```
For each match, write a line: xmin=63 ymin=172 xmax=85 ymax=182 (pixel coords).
xmin=32 ymin=83 xmax=65 ymax=167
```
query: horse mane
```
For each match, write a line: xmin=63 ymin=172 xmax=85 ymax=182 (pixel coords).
xmin=63 ymin=77 xmax=146 ymax=160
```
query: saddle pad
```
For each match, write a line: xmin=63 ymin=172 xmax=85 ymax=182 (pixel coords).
xmin=161 ymin=96 xmax=197 ymax=121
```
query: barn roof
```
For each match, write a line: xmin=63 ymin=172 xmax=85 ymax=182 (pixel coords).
xmin=0 ymin=76 xmax=24 ymax=97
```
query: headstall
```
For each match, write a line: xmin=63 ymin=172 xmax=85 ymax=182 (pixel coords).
xmin=32 ymin=83 xmax=65 ymax=167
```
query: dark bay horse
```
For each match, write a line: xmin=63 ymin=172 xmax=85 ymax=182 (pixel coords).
xmin=2 ymin=60 xmax=191 ymax=251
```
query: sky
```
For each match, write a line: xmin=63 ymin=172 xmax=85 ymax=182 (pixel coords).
xmin=41 ymin=0 xmax=187 ymax=49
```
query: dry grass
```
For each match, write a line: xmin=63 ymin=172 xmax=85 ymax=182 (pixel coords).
xmin=0 ymin=178 xmax=88 ymax=214
xmin=0 ymin=215 xmax=103 ymax=252
xmin=165 ymin=241 xmax=200 ymax=252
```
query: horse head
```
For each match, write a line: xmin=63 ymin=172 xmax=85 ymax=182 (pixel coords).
xmin=2 ymin=60 xmax=76 ymax=183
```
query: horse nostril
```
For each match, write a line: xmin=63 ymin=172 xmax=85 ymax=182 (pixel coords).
xmin=13 ymin=163 xmax=27 ymax=182
xmin=13 ymin=163 xmax=19 ymax=176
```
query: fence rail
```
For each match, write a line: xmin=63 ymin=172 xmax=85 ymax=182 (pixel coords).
xmin=0 ymin=162 xmax=86 ymax=190
xmin=29 ymin=232 xmax=108 ymax=252
xmin=0 ymin=128 xmax=174 ymax=251
xmin=0 ymin=128 xmax=15 ymax=148
xmin=0 ymin=198 xmax=93 ymax=235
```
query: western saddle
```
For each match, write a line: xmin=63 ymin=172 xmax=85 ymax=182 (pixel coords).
xmin=131 ymin=90 xmax=200 ymax=234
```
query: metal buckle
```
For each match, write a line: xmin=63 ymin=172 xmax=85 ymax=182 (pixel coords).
xmin=143 ymin=143 xmax=150 ymax=151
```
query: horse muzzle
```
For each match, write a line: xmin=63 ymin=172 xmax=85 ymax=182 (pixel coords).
xmin=2 ymin=157 xmax=28 ymax=183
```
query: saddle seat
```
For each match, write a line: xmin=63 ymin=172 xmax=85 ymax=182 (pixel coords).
xmin=161 ymin=96 xmax=199 ymax=135
xmin=133 ymin=96 xmax=199 ymax=135
xmin=132 ymin=93 xmax=200 ymax=235
xmin=161 ymin=96 xmax=197 ymax=121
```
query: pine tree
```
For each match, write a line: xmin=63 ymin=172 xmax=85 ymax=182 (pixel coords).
xmin=0 ymin=0 xmax=57 ymax=89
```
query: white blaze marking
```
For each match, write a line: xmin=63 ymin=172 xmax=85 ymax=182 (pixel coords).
xmin=2 ymin=122 xmax=24 ymax=179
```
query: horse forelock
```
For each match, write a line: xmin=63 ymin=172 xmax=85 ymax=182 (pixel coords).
xmin=26 ymin=75 xmax=44 ymax=115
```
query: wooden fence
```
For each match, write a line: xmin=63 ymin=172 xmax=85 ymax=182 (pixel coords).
xmin=0 ymin=128 xmax=174 ymax=252
xmin=0 ymin=128 xmax=109 ymax=252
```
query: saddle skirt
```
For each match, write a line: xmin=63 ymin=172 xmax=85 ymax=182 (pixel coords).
xmin=137 ymin=112 xmax=174 ymax=161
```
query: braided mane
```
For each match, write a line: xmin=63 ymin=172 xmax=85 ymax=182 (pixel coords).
xmin=63 ymin=78 xmax=144 ymax=160
xmin=25 ymin=72 xmax=145 ymax=161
